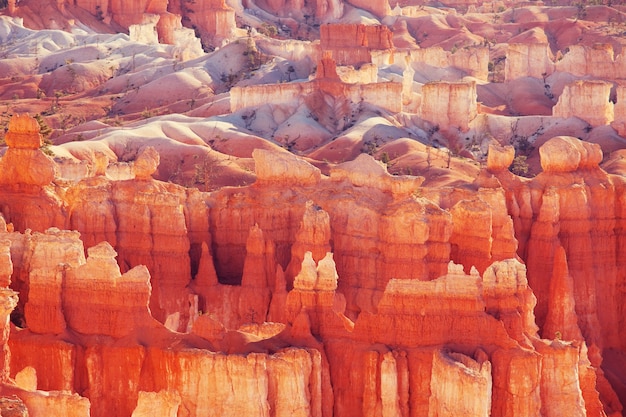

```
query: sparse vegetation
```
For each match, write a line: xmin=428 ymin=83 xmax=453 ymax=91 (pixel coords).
xmin=95 ymin=5 xmax=105 ymax=21
xmin=141 ymin=108 xmax=156 ymax=119
xmin=34 ymin=114 xmax=55 ymax=156
xmin=34 ymin=114 xmax=52 ymax=139
xmin=510 ymin=155 xmax=530 ymax=177
xmin=258 ymin=23 xmax=278 ymax=38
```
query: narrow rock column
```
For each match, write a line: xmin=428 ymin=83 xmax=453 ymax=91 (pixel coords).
xmin=0 ymin=288 xmax=18 ymax=382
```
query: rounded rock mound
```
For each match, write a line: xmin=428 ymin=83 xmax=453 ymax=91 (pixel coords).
xmin=539 ymin=136 xmax=602 ymax=173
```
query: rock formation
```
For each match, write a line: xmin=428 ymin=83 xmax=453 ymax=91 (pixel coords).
xmin=420 ymin=81 xmax=478 ymax=132
xmin=320 ymin=24 xmax=394 ymax=67
xmin=505 ymin=43 xmax=554 ymax=81
xmin=231 ymin=54 xmax=403 ymax=129
xmin=553 ymin=80 xmax=614 ymax=127
xmin=2 ymin=1 xmax=626 ymax=415
xmin=0 ymin=115 xmax=55 ymax=187
xmin=176 ymin=0 xmax=235 ymax=45
xmin=0 ymin=106 xmax=624 ymax=417
xmin=611 ymin=84 xmax=626 ymax=137
xmin=556 ymin=44 xmax=626 ymax=79
xmin=0 ymin=127 xmax=614 ymax=416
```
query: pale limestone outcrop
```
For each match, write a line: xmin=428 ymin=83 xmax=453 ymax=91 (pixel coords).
xmin=611 ymin=84 xmax=626 ymax=137
xmin=320 ymin=24 xmax=393 ymax=67
xmin=539 ymin=136 xmax=602 ymax=173
xmin=378 ymin=47 xmax=489 ymax=82
xmin=487 ymin=143 xmax=515 ymax=172
xmin=128 ymin=15 xmax=159 ymax=45
xmin=253 ymin=149 xmax=321 ymax=186
xmin=429 ymin=350 xmax=492 ymax=417
xmin=505 ymin=43 xmax=554 ymax=81
xmin=448 ymin=46 xmax=489 ymax=81
xmin=131 ymin=390 xmax=181 ymax=417
xmin=0 ymin=288 xmax=18 ymax=382
xmin=316 ymin=253 xmax=339 ymax=292
xmin=18 ymin=391 xmax=91 ymax=417
xmin=293 ymin=251 xmax=338 ymax=292
xmin=420 ymin=81 xmax=477 ymax=132
xmin=231 ymin=55 xmax=403 ymax=116
xmin=14 ymin=367 xmax=37 ymax=391
xmin=553 ymin=80 xmax=614 ymax=126
xmin=534 ymin=339 xmax=587 ymax=417
xmin=156 ymin=13 xmax=203 ymax=60
xmin=0 ymin=241 xmax=13 ymax=288
xmin=230 ymin=82 xmax=316 ymax=112
xmin=329 ymin=154 xmax=424 ymax=196
xmin=285 ymin=201 xmax=332 ymax=286
xmin=556 ymin=44 xmax=626 ymax=79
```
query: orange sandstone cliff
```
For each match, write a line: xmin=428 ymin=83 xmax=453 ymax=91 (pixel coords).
xmin=0 ymin=114 xmax=624 ymax=416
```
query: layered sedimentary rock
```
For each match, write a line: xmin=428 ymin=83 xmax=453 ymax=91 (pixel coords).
xmin=611 ymin=84 xmax=626 ymax=137
xmin=0 ymin=115 xmax=55 ymax=187
xmin=505 ymin=43 xmax=554 ymax=81
xmin=108 ymin=0 xmax=168 ymax=28
xmin=231 ymin=54 xmax=403 ymax=123
xmin=3 ymin=226 xmax=324 ymax=417
xmin=556 ymin=43 xmax=626 ymax=79
xmin=0 ymin=114 xmax=625 ymax=416
xmin=177 ymin=0 xmax=235 ymax=44
xmin=72 ymin=0 xmax=233 ymax=45
xmin=553 ymin=80 xmax=614 ymax=126
xmin=420 ymin=81 xmax=478 ymax=131
xmin=320 ymin=24 xmax=393 ymax=67
xmin=128 ymin=15 xmax=160 ymax=44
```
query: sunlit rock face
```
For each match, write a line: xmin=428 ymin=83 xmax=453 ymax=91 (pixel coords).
xmin=1 ymin=2 xmax=626 ymax=417
xmin=0 ymin=127 xmax=623 ymax=416
xmin=553 ymin=80 xmax=614 ymax=127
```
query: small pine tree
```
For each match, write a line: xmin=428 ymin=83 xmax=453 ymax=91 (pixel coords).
xmin=510 ymin=155 xmax=530 ymax=177
xmin=33 ymin=114 xmax=52 ymax=141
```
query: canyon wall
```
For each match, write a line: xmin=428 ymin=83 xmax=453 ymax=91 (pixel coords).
xmin=611 ymin=84 xmax=626 ymax=137
xmin=375 ymin=47 xmax=489 ymax=81
xmin=320 ymin=24 xmax=394 ymax=67
xmin=505 ymin=43 xmax=554 ymax=81
xmin=556 ymin=43 xmax=626 ymax=80
xmin=504 ymin=43 xmax=626 ymax=81
xmin=553 ymin=80 xmax=614 ymax=126
xmin=419 ymin=81 xmax=478 ymax=131
xmin=0 ymin=115 xmax=624 ymax=416
xmin=231 ymin=55 xmax=402 ymax=116
xmin=70 ymin=0 xmax=234 ymax=44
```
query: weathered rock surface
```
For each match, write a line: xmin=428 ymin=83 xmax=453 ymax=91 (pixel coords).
xmin=553 ymin=80 xmax=614 ymax=127
xmin=231 ymin=54 xmax=403 ymax=120
xmin=320 ymin=24 xmax=393 ymax=67
xmin=505 ymin=43 xmax=554 ymax=81
xmin=420 ymin=81 xmax=477 ymax=132
xmin=0 ymin=115 xmax=625 ymax=417
xmin=0 ymin=115 xmax=55 ymax=187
